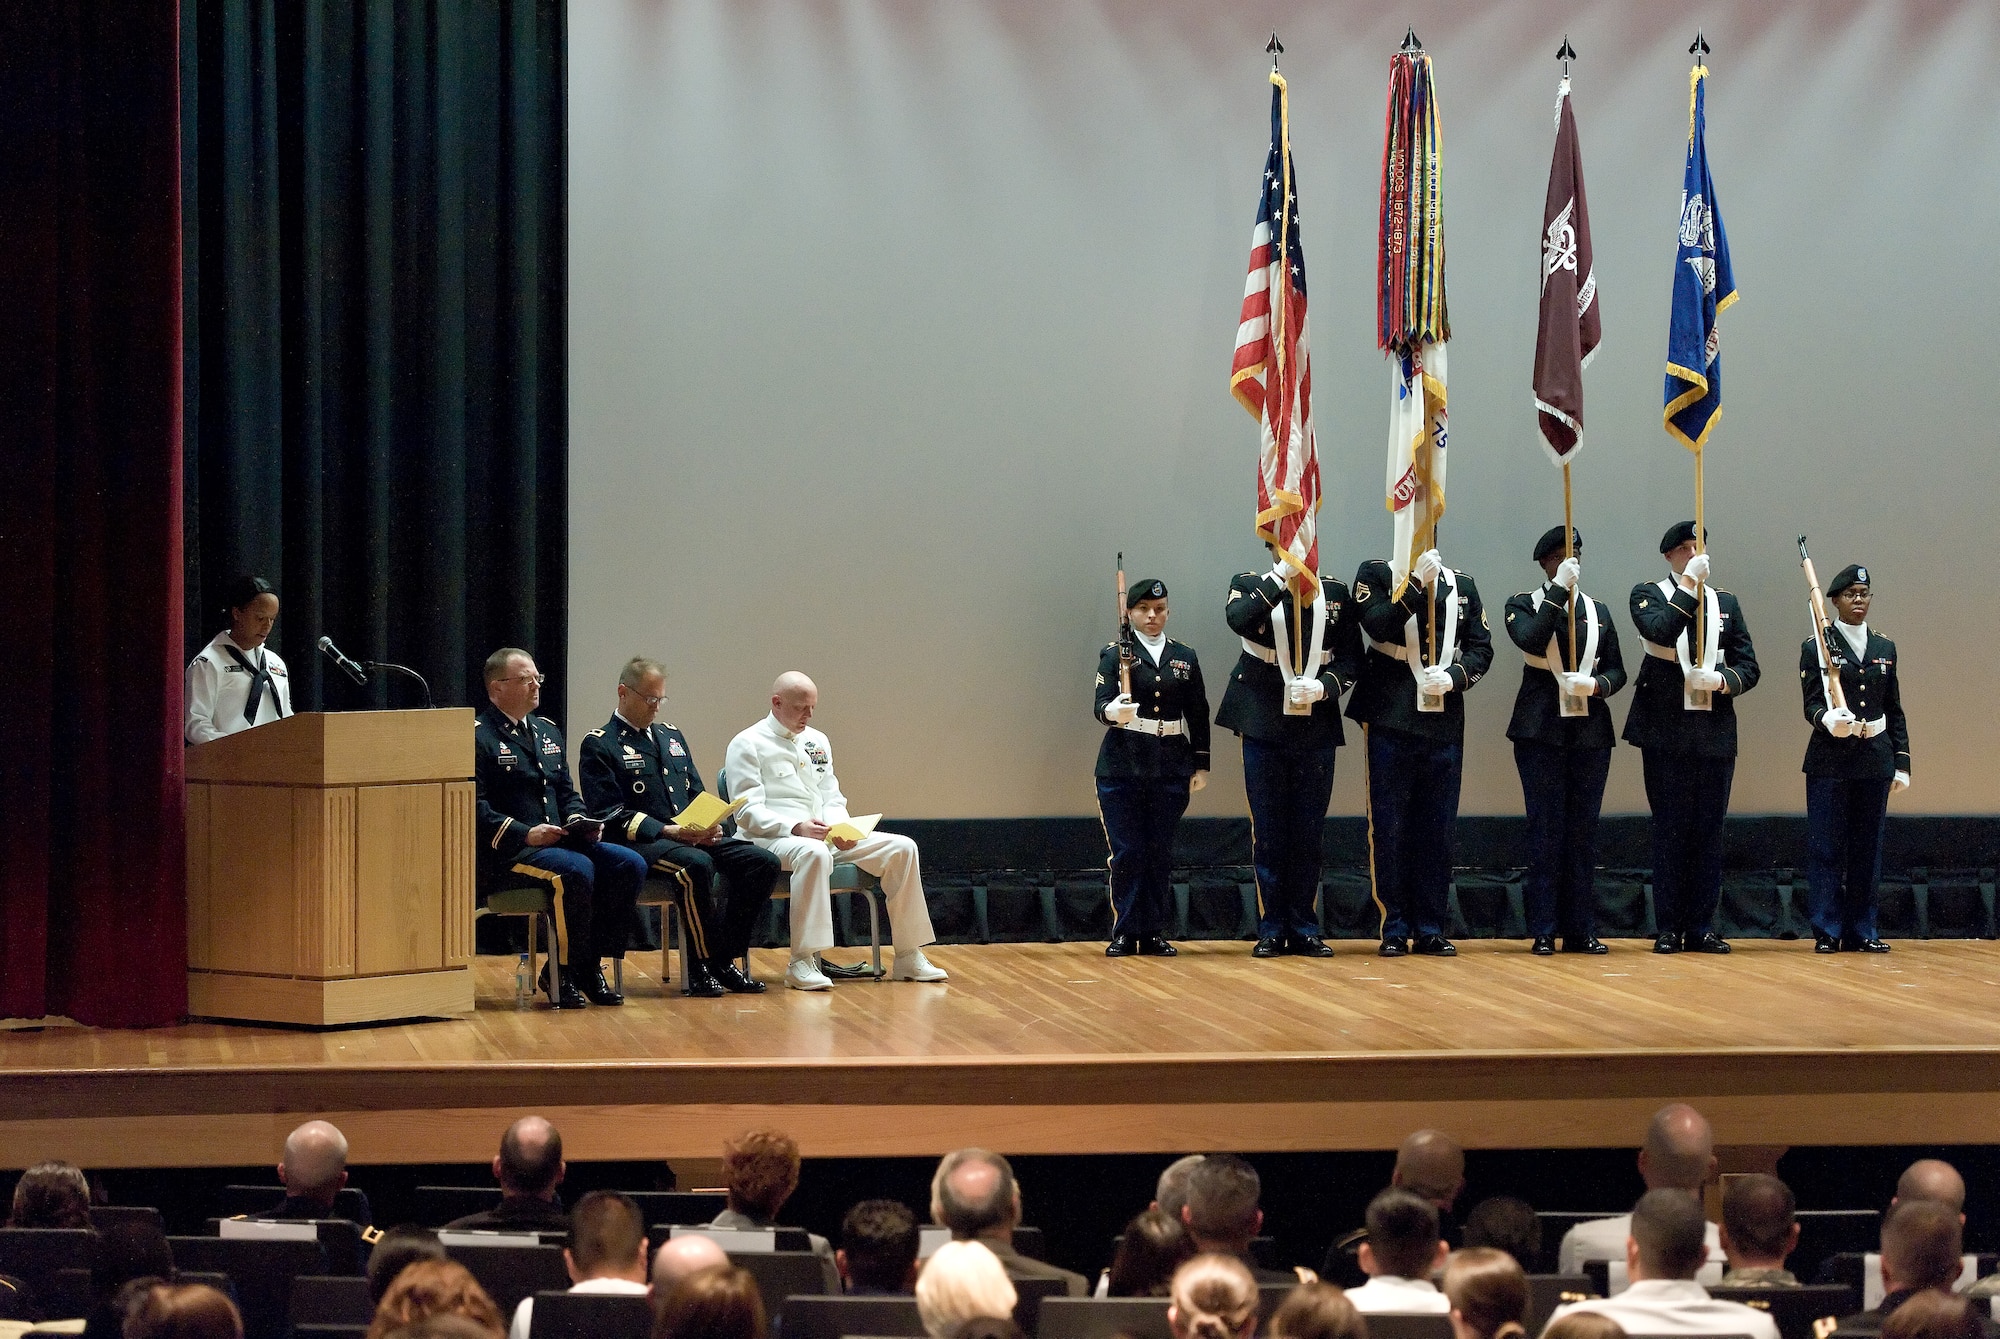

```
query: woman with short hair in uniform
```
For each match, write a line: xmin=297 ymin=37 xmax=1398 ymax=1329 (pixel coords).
xmin=185 ymin=576 xmax=291 ymax=744
xmin=1799 ymin=563 xmax=1910 ymax=953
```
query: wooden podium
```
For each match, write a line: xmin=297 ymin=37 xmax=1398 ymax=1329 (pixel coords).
xmin=185 ymin=710 xmax=477 ymax=1026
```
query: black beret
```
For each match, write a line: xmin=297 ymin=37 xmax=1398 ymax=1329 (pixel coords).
xmin=1127 ymin=578 xmax=1167 ymax=607
xmin=1827 ymin=564 xmax=1870 ymax=596
xmin=1659 ymin=521 xmax=1707 ymax=554
xmin=1533 ymin=526 xmax=1582 ymax=563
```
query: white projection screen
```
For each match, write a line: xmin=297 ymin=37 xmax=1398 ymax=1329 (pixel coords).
xmin=568 ymin=1 xmax=2000 ymax=820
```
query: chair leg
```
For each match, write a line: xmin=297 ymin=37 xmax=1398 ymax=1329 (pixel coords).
xmin=613 ymin=954 xmax=623 ymax=995
xmin=545 ymin=913 xmax=562 ymax=1005
xmin=663 ymin=902 xmax=679 ymax=987
xmin=867 ymin=890 xmax=885 ymax=980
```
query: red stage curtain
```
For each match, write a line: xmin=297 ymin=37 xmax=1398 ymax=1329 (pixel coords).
xmin=0 ymin=3 xmax=188 ymax=1026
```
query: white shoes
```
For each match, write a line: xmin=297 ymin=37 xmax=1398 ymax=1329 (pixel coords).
xmin=892 ymin=949 xmax=949 ymax=982
xmin=785 ymin=956 xmax=833 ymax=991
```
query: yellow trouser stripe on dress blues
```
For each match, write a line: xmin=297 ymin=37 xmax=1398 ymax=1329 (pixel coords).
xmin=650 ymin=857 xmax=709 ymax=960
xmin=507 ymin=862 xmax=570 ymax=961
xmin=1362 ymin=724 xmax=1389 ymax=938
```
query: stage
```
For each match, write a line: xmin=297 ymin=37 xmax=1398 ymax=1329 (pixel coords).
xmin=7 ymin=940 xmax=2000 ymax=1171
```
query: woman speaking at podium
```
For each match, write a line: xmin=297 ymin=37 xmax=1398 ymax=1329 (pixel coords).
xmin=185 ymin=575 xmax=292 ymax=744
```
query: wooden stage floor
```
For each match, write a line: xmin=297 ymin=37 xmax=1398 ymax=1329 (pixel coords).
xmin=7 ymin=940 xmax=2000 ymax=1170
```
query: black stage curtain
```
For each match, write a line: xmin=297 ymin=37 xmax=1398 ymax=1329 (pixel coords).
xmin=0 ymin=3 xmax=189 ymax=1025
xmin=181 ymin=0 xmax=569 ymax=722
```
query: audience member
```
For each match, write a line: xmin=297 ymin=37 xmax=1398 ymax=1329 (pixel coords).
xmin=1106 ymin=1208 xmax=1196 ymax=1299
xmin=836 ymin=1199 xmax=919 ymax=1295
xmin=1181 ymin=1154 xmax=1300 ymax=1286
xmin=79 ymin=1223 xmax=178 ymax=1337
xmin=950 ymin=1320 xmax=1028 ymax=1339
xmin=916 ymin=1242 xmax=1016 ymax=1339
xmin=8 ymin=1160 xmax=91 ymax=1229
xmin=368 ymin=1229 xmax=449 ymax=1306
xmin=262 ymin=1121 xmax=371 ymax=1225
xmin=366 ymin=1260 xmax=505 ymax=1339
xmin=1463 ymin=1198 xmax=1542 ymax=1274
xmin=1894 ymin=1161 xmax=1967 ymax=1218
xmin=123 ymin=1284 xmax=242 ymax=1339
xmin=1882 ymin=1291 xmax=1987 ymax=1339
xmin=653 ymin=1237 xmax=731 ymax=1296
xmin=1717 ymin=1175 xmax=1800 ymax=1288
xmin=1167 ymin=1254 xmax=1257 ymax=1339
xmin=1267 ymin=1282 xmax=1366 ymax=1339
xmin=1837 ymin=1200 xmax=1985 ymax=1337
xmin=1346 ymin=1189 xmax=1450 ymax=1313
xmin=1325 ymin=1129 xmax=1466 ymax=1283
xmin=932 ymin=1148 xmax=1087 ymax=1296
xmin=1541 ymin=1316 xmax=1625 ymax=1339
xmin=95 ymin=1278 xmax=174 ymax=1339
xmin=508 ymin=1192 xmax=650 ymax=1339
xmin=379 ymin=1319 xmax=500 ymax=1339
xmin=1558 ymin=1105 xmax=1720 ymax=1274
xmin=1543 ymin=1190 xmax=1777 ymax=1339
xmin=444 ymin=1117 xmax=568 ymax=1232
xmin=1155 ymin=1157 xmax=1206 ymax=1222
xmin=713 ymin=1130 xmax=839 ymax=1291
xmin=1444 ymin=1248 xmax=1528 ymax=1339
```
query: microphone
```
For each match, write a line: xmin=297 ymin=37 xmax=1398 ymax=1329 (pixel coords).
xmin=317 ymin=636 xmax=370 ymax=686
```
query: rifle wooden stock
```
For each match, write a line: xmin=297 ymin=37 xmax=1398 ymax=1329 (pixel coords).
xmin=1799 ymin=539 xmax=1849 ymax=714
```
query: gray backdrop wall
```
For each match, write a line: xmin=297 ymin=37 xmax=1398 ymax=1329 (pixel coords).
xmin=568 ymin=0 xmax=1999 ymax=820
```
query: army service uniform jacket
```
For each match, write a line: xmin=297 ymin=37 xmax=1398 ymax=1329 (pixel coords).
xmin=1503 ymin=584 xmax=1628 ymax=750
xmin=1345 ymin=560 xmax=1494 ymax=742
xmin=1094 ymin=639 xmax=1211 ymax=780
xmin=1621 ymin=577 xmax=1760 ymax=758
xmin=1214 ymin=570 xmax=1365 ymax=749
xmin=579 ymin=713 xmax=733 ymax=842
xmin=1799 ymin=629 xmax=1910 ymax=780
xmin=474 ymin=704 xmax=589 ymax=881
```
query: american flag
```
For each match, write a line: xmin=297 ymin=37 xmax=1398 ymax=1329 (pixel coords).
xmin=1230 ymin=75 xmax=1319 ymax=596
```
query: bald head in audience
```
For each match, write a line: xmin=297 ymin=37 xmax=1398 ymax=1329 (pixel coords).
xmin=1881 ymin=1199 xmax=1963 ymax=1299
xmin=653 ymin=1235 xmax=729 ymax=1292
xmin=1153 ymin=1157 xmax=1205 ymax=1221
xmin=1638 ymin=1103 xmax=1716 ymax=1192
xmin=279 ymin=1121 xmax=350 ymax=1212
xmin=497 ymin=1117 xmax=564 ymax=1201
xmin=1895 ymin=1160 xmax=1967 ymax=1219
xmin=1394 ymin=1130 xmax=1466 ymax=1211
xmin=932 ymin=1149 xmax=1021 ymax=1245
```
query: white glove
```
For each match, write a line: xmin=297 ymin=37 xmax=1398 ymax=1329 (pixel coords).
xmin=1190 ymin=770 xmax=1209 ymax=793
xmin=1561 ymin=672 xmax=1598 ymax=698
xmin=1286 ymin=678 xmax=1327 ymax=707
xmin=1553 ymin=558 xmax=1580 ymax=592
xmin=1269 ymin=560 xmax=1292 ymax=586
xmin=1421 ymin=665 xmax=1455 ymax=695
xmin=1686 ymin=667 xmax=1724 ymax=692
xmin=1821 ymin=706 xmax=1858 ymax=737
xmin=1680 ymin=553 xmax=1711 ymax=587
xmin=1893 ymin=771 xmax=1911 ymax=793
xmin=1414 ymin=549 xmax=1445 ymax=586
xmin=1107 ymin=694 xmax=1138 ymax=724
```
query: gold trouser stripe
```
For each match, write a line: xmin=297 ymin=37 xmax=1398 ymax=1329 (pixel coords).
xmin=508 ymin=863 xmax=570 ymax=961
xmin=1362 ymin=724 xmax=1388 ymax=937
xmin=652 ymin=857 xmax=708 ymax=960
xmin=1093 ymin=789 xmax=1117 ymax=924
xmin=1241 ymin=742 xmax=1267 ymax=923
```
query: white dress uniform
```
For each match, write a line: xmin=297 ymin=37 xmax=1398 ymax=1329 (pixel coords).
xmin=185 ymin=632 xmax=292 ymax=744
xmin=722 ymin=713 xmax=938 ymax=963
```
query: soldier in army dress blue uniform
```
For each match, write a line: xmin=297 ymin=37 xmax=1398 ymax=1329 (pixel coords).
xmin=1094 ymin=580 xmax=1211 ymax=957
xmin=580 ymin=657 xmax=778 ymax=996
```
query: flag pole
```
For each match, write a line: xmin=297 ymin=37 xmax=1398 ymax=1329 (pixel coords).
xmin=1270 ymin=33 xmax=1306 ymax=677
xmin=1558 ymin=36 xmax=1579 ymax=672
xmin=1688 ymin=30 xmax=1711 ymax=667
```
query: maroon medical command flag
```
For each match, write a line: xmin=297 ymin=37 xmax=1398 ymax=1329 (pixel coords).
xmin=1532 ymin=76 xmax=1600 ymax=464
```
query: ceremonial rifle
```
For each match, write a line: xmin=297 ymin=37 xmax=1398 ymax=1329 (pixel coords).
xmin=1115 ymin=553 xmax=1134 ymax=699
xmin=1798 ymin=536 xmax=1849 ymax=714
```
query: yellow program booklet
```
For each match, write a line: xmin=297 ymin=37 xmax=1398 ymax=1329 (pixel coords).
xmin=826 ymin=813 xmax=882 ymax=845
xmin=673 ymin=793 xmax=745 ymax=831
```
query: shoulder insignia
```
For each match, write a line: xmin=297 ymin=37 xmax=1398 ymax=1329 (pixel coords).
xmin=1481 ymin=609 xmax=1490 ymax=629
xmin=1639 ymin=598 xmax=1650 ymax=608
xmin=586 ymin=728 xmax=605 ymax=738
xmin=1506 ymin=611 xmax=1515 ymax=622
xmin=1227 ymin=589 xmax=1243 ymax=602
xmin=1094 ymin=672 xmax=1105 ymax=687
xmin=1355 ymin=583 xmax=1371 ymax=602
xmin=1235 ymin=571 xmax=1255 ymax=579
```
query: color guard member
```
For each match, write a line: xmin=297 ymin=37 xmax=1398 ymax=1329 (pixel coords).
xmin=1624 ymin=522 xmax=1759 ymax=954
xmin=1504 ymin=527 xmax=1626 ymax=955
xmin=1215 ymin=547 xmax=1365 ymax=958
xmin=1799 ymin=564 xmax=1909 ymax=953
xmin=1094 ymin=579 xmax=1211 ymax=957
xmin=1348 ymin=548 xmax=1494 ymax=957
xmin=185 ymin=575 xmax=291 ymax=743
xmin=580 ymin=658 xmax=778 ymax=996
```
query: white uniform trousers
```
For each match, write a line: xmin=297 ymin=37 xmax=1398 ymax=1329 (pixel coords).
xmin=760 ymin=830 xmax=936 ymax=957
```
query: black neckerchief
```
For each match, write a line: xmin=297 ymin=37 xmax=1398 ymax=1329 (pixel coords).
xmin=221 ymin=642 xmax=280 ymax=725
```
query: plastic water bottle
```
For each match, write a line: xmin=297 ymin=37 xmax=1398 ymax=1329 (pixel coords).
xmin=515 ymin=953 xmax=531 ymax=1009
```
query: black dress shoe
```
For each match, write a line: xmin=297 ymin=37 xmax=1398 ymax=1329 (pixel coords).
xmin=581 ymin=968 xmax=624 ymax=1006
xmin=1289 ymin=935 xmax=1334 ymax=958
xmin=1687 ymin=931 xmax=1732 ymax=954
xmin=1563 ymin=937 xmax=1609 ymax=955
xmin=1252 ymin=937 xmax=1286 ymax=959
xmin=1106 ymin=935 xmax=1139 ymax=958
xmin=1852 ymin=937 xmax=1892 ymax=954
xmin=1653 ymin=932 xmax=1682 ymax=954
xmin=680 ymin=960 xmax=726 ymax=998
xmin=1378 ymin=936 xmax=1408 ymax=958
xmin=1815 ymin=931 xmax=1841 ymax=954
xmin=538 ymin=966 xmax=589 ymax=1009
xmin=1412 ymin=933 xmax=1457 ymax=957
xmin=1530 ymin=936 xmax=1556 ymax=956
xmin=712 ymin=961 xmax=767 ymax=993
xmin=1137 ymin=935 xmax=1178 ymax=957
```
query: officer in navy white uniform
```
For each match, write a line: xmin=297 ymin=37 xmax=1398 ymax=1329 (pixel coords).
xmin=185 ymin=576 xmax=292 ymax=744
xmin=1503 ymin=527 xmax=1627 ymax=955
xmin=1623 ymin=522 xmax=1760 ymax=955
xmin=1799 ymin=564 xmax=1909 ymax=953
xmin=1348 ymin=548 xmax=1494 ymax=957
xmin=579 ymin=658 xmax=778 ymax=996
xmin=723 ymin=671 xmax=946 ymax=992
xmin=1094 ymin=579 xmax=1211 ymax=958
xmin=1215 ymin=547 xmax=1366 ymax=958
